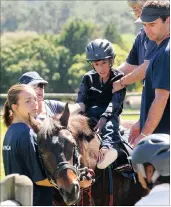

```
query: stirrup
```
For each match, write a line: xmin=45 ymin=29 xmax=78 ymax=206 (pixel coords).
xmin=97 ymin=148 xmax=118 ymax=169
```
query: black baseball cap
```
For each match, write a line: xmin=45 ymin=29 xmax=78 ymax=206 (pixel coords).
xmin=19 ymin=71 xmax=48 ymax=85
xmin=135 ymin=7 xmax=170 ymax=23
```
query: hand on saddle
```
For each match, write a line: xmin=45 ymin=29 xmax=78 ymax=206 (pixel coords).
xmin=94 ymin=117 xmax=107 ymax=133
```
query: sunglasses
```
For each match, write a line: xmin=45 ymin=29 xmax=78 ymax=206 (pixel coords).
xmin=34 ymin=83 xmax=45 ymax=89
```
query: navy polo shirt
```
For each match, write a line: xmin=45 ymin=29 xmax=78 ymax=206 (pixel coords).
xmin=3 ymin=123 xmax=53 ymax=206
xmin=140 ymin=37 xmax=170 ymax=134
xmin=126 ymin=29 xmax=157 ymax=65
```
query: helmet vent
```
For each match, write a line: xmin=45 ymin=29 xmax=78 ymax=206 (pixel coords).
xmin=138 ymin=141 xmax=145 ymax=146
xmin=157 ymin=149 xmax=168 ymax=155
xmin=99 ymin=42 xmax=103 ymax=48
xmin=91 ymin=43 xmax=95 ymax=51
xmin=151 ymin=139 xmax=163 ymax=143
xmin=104 ymin=43 xmax=110 ymax=51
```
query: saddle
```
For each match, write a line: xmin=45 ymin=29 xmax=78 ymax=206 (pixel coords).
xmin=88 ymin=117 xmax=135 ymax=176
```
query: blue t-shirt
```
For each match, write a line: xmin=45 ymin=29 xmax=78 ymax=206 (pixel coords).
xmin=3 ymin=123 xmax=53 ymax=206
xmin=140 ymin=37 xmax=170 ymax=134
xmin=126 ymin=29 xmax=157 ymax=65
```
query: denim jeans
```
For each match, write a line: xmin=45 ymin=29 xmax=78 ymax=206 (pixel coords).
xmin=85 ymin=106 xmax=121 ymax=149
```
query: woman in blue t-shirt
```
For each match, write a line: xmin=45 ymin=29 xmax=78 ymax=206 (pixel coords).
xmin=2 ymin=84 xmax=53 ymax=206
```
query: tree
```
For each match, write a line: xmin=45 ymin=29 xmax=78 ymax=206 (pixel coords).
xmin=60 ymin=18 xmax=102 ymax=56
xmin=104 ymin=22 xmax=124 ymax=48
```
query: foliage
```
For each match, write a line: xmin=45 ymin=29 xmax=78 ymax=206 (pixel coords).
xmin=1 ymin=1 xmax=138 ymax=35
xmin=68 ymin=54 xmax=90 ymax=92
xmin=1 ymin=33 xmax=71 ymax=93
xmin=1 ymin=27 xmax=140 ymax=93
xmin=113 ymin=44 xmax=128 ymax=68
xmin=104 ymin=22 xmax=124 ymax=49
xmin=60 ymin=18 xmax=102 ymax=56
xmin=121 ymin=33 xmax=136 ymax=52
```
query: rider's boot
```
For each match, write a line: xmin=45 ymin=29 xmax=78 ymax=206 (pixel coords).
xmin=97 ymin=144 xmax=122 ymax=169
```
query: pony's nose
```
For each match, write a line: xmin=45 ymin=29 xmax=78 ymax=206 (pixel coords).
xmin=59 ymin=182 xmax=80 ymax=205
xmin=73 ymin=182 xmax=79 ymax=194
xmin=67 ymin=181 xmax=80 ymax=194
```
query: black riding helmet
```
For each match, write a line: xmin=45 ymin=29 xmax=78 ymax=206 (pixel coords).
xmin=86 ymin=39 xmax=115 ymax=65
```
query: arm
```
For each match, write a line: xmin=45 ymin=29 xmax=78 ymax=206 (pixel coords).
xmin=133 ymin=89 xmax=169 ymax=145
xmin=121 ymin=60 xmax=148 ymax=85
xmin=94 ymin=87 xmax=126 ymax=133
xmin=140 ymin=48 xmax=170 ymax=138
xmin=117 ymin=62 xmax=138 ymax=76
xmin=72 ymin=75 xmax=90 ymax=114
xmin=101 ymin=88 xmax=126 ymax=120
xmin=118 ymin=32 xmax=141 ymax=76
xmin=113 ymin=60 xmax=149 ymax=93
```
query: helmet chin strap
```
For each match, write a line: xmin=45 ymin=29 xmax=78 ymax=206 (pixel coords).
xmin=109 ymin=58 xmax=114 ymax=68
xmin=151 ymin=170 xmax=160 ymax=183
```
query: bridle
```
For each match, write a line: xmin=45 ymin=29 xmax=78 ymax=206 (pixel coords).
xmin=38 ymin=126 xmax=85 ymax=189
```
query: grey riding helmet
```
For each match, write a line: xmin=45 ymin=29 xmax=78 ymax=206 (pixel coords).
xmin=86 ymin=39 xmax=115 ymax=62
xmin=131 ymin=134 xmax=170 ymax=180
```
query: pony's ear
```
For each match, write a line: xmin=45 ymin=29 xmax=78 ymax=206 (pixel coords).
xmin=28 ymin=113 xmax=41 ymax=133
xmin=60 ymin=103 xmax=70 ymax=127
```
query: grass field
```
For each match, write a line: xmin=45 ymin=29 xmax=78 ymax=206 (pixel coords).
xmin=0 ymin=111 xmax=138 ymax=181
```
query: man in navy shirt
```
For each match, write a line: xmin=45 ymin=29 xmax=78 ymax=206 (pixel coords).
xmin=129 ymin=0 xmax=170 ymax=145
xmin=113 ymin=0 xmax=157 ymax=89
xmin=112 ymin=0 xmax=157 ymax=129
xmin=116 ymin=0 xmax=157 ymax=76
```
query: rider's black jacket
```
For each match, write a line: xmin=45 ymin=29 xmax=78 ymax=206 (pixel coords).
xmin=76 ymin=68 xmax=126 ymax=120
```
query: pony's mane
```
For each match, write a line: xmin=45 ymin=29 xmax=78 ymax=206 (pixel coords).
xmin=38 ymin=113 xmax=100 ymax=169
xmin=68 ymin=114 xmax=95 ymax=141
xmin=68 ymin=114 xmax=100 ymax=169
xmin=39 ymin=114 xmax=63 ymax=140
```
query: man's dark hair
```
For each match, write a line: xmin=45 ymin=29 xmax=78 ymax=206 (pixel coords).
xmin=144 ymin=0 xmax=170 ymax=22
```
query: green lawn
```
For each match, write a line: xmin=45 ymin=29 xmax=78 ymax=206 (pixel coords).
xmin=0 ymin=112 xmax=138 ymax=181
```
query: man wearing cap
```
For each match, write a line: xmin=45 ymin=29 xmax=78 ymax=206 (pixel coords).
xmin=113 ymin=0 xmax=157 ymax=84
xmin=19 ymin=71 xmax=66 ymax=120
xmin=113 ymin=0 xmax=157 ymax=130
xmin=129 ymin=0 xmax=170 ymax=146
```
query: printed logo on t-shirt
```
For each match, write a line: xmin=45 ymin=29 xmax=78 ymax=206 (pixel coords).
xmin=2 ymin=145 xmax=11 ymax=150
xmin=143 ymin=79 xmax=145 ymax=87
xmin=144 ymin=40 xmax=147 ymax=50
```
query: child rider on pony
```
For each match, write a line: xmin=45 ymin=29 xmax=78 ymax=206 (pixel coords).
xmin=75 ymin=38 xmax=126 ymax=169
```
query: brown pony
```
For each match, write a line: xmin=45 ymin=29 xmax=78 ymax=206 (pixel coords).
xmin=30 ymin=104 xmax=148 ymax=206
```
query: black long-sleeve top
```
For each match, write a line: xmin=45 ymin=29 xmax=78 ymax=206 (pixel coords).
xmin=76 ymin=68 xmax=126 ymax=120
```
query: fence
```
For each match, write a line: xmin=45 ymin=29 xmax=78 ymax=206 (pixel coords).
xmin=0 ymin=174 xmax=33 ymax=206
xmin=0 ymin=92 xmax=141 ymax=116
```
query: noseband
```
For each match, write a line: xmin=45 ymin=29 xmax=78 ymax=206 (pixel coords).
xmin=38 ymin=127 xmax=81 ymax=189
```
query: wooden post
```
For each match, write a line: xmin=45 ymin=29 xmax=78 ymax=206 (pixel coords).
xmin=0 ymin=174 xmax=33 ymax=206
